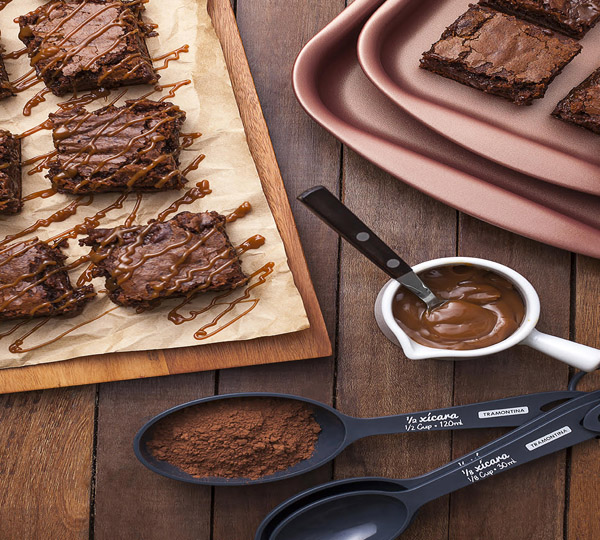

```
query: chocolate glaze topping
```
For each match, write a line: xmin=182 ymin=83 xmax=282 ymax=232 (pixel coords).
xmin=392 ymin=265 xmax=525 ymax=350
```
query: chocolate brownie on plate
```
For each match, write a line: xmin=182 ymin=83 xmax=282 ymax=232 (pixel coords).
xmin=0 ymin=240 xmax=95 ymax=321
xmin=0 ymin=131 xmax=22 ymax=215
xmin=18 ymin=0 xmax=158 ymax=96
xmin=420 ymin=4 xmax=581 ymax=105
xmin=553 ymin=67 xmax=600 ymax=133
xmin=47 ymin=99 xmax=187 ymax=193
xmin=81 ymin=212 xmax=249 ymax=308
xmin=480 ymin=0 xmax=600 ymax=38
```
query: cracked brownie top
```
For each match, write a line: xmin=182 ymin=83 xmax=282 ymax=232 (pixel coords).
xmin=420 ymin=4 xmax=581 ymax=104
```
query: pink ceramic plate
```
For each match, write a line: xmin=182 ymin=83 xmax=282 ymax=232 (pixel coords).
xmin=292 ymin=0 xmax=600 ymax=258
xmin=357 ymin=0 xmax=600 ymax=195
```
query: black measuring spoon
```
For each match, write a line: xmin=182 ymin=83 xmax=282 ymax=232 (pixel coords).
xmin=260 ymin=390 xmax=600 ymax=540
xmin=134 ymin=387 xmax=583 ymax=486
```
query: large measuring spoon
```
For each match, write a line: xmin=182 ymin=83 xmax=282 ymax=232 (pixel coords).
xmin=298 ymin=185 xmax=445 ymax=310
xmin=134 ymin=387 xmax=583 ymax=486
xmin=259 ymin=390 xmax=600 ymax=540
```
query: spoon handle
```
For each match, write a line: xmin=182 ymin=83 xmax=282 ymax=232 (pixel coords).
xmin=297 ymin=186 xmax=413 ymax=279
xmin=344 ymin=391 xmax=582 ymax=441
xmin=406 ymin=391 xmax=600 ymax=509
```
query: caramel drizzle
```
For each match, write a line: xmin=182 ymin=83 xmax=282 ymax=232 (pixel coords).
xmin=124 ymin=192 xmax=144 ymax=227
xmin=23 ymin=150 xmax=58 ymax=176
xmin=0 ymin=196 xmax=93 ymax=248
xmin=8 ymin=305 xmax=119 ymax=354
xmin=168 ymin=258 xmax=273 ymax=341
xmin=155 ymin=180 xmax=211 ymax=222
xmin=10 ymin=68 xmax=40 ymax=94
xmin=76 ymin=263 xmax=96 ymax=287
xmin=156 ymin=80 xmax=191 ymax=101
xmin=22 ymin=187 xmax=58 ymax=202
xmin=23 ymin=88 xmax=52 ymax=117
xmin=226 ymin=202 xmax=252 ymax=223
xmin=0 ymin=320 xmax=29 ymax=340
xmin=153 ymin=45 xmax=189 ymax=71
xmin=0 ymin=0 xmax=12 ymax=11
xmin=46 ymin=193 xmax=130 ymax=246
xmin=167 ymin=235 xmax=266 ymax=326
xmin=182 ymin=154 xmax=206 ymax=176
xmin=180 ymin=132 xmax=203 ymax=149
xmin=56 ymin=88 xmax=113 ymax=111
xmin=3 ymin=47 xmax=27 ymax=60
xmin=17 ymin=119 xmax=53 ymax=140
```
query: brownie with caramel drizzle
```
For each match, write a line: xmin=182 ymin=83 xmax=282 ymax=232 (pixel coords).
xmin=81 ymin=212 xmax=249 ymax=308
xmin=0 ymin=240 xmax=95 ymax=321
xmin=0 ymin=33 xmax=14 ymax=99
xmin=0 ymin=131 xmax=22 ymax=215
xmin=47 ymin=99 xmax=187 ymax=193
xmin=17 ymin=0 xmax=158 ymax=96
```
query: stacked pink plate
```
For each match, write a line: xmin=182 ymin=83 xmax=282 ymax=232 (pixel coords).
xmin=293 ymin=0 xmax=600 ymax=258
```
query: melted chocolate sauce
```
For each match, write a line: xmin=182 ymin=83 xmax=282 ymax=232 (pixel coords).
xmin=392 ymin=265 xmax=525 ymax=350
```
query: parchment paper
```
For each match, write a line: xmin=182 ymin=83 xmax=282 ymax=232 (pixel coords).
xmin=0 ymin=0 xmax=309 ymax=368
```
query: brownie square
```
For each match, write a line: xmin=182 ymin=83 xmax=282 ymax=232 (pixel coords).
xmin=0 ymin=130 xmax=22 ymax=215
xmin=0 ymin=34 xmax=14 ymax=100
xmin=47 ymin=99 xmax=187 ymax=193
xmin=481 ymin=0 xmax=600 ymax=38
xmin=0 ymin=240 xmax=95 ymax=321
xmin=420 ymin=4 xmax=581 ymax=105
xmin=18 ymin=0 xmax=159 ymax=96
xmin=81 ymin=212 xmax=249 ymax=308
xmin=553 ymin=67 xmax=600 ymax=133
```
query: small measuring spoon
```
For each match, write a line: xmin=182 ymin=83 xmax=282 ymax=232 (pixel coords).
xmin=298 ymin=185 xmax=445 ymax=310
xmin=134 ymin=388 xmax=582 ymax=486
xmin=261 ymin=390 xmax=600 ymax=540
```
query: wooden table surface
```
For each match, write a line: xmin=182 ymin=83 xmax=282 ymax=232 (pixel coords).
xmin=1 ymin=2 xmax=599 ymax=539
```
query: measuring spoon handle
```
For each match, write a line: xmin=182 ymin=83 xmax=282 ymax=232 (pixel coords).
xmin=405 ymin=392 xmax=600 ymax=509
xmin=344 ymin=391 xmax=581 ymax=441
xmin=297 ymin=186 xmax=413 ymax=279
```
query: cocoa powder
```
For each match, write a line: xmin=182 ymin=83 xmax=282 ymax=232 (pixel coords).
xmin=146 ymin=397 xmax=322 ymax=480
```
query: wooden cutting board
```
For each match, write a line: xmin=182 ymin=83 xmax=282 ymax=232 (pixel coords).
xmin=0 ymin=0 xmax=331 ymax=394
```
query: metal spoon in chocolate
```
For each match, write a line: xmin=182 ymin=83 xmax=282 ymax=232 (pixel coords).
xmin=258 ymin=389 xmax=600 ymax=540
xmin=134 ymin=384 xmax=584 ymax=486
xmin=297 ymin=185 xmax=445 ymax=310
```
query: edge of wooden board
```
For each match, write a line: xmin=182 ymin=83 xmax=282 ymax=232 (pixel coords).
xmin=0 ymin=0 xmax=331 ymax=394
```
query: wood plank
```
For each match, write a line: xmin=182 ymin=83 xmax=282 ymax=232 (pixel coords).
xmin=0 ymin=0 xmax=330 ymax=395
xmin=93 ymin=350 xmax=215 ymax=540
xmin=567 ymin=255 xmax=600 ymax=540
xmin=449 ymin=216 xmax=570 ymax=540
xmin=334 ymin=149 xmax=458 ymax=540
xmin=0 ymin=386 xmax=95 ymax=539
xmin=211 ymin=0 xmax=344 ymax=537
